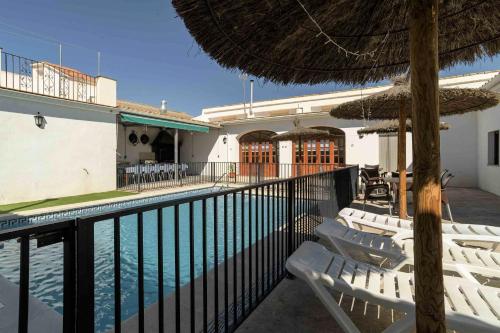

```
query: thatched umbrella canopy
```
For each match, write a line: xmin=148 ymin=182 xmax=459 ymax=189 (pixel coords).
xmin=172 ymin=1 xmax=499 ymax=85
xmin=357 ymin=120 xmax=450 ymax=136
xmin=333 ymin=77 xmax=498 ymax=219
xmin=173 ymin=0 xmax=500 ymax=330
xmin=272 ymin=119 xmax=334 ymax=170
xmin=331 ymin=79 xmax=500 ymax=119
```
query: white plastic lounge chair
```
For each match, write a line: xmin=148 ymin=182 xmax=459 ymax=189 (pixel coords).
xmin=286 ymin=241 xmax=500 ymax=333
xmin=315 ymin=221 xmax=500 ymax=284
xmin=338 ymin=207 xmax=500 ymax=250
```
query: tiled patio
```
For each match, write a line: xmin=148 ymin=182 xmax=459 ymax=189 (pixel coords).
xmin=235 ymin=187 xmax=500 ymax=332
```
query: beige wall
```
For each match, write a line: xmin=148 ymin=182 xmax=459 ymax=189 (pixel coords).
xmin=0 ymin=89 xmax=117 ymax=204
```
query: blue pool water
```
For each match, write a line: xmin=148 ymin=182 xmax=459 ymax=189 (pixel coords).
xmin=0 ymin=189 xmax=282 ymax=332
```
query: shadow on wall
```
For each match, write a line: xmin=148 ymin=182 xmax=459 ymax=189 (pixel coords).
xmin=181 ymin=130 xmax=220 ymax=161
xmin=0 ymin=94 xmax=116 ymax=124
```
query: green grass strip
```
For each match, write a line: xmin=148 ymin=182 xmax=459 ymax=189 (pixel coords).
xmin=0 ymin=191 xmax=135 ymax=214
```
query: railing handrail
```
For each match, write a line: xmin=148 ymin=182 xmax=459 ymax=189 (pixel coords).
xmin=212 ymin=172 xmax=228 ymax=187
xmin=92 ymin=166 xmax=355 ymax=223
xmin=0 ymin=48 xmax=98 ymax=104
xmin=0 ymin=218 xmax=74 ymax=241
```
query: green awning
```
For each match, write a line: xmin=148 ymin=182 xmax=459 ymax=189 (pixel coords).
xmin=120 ymin=113 xmax=209 ymax=133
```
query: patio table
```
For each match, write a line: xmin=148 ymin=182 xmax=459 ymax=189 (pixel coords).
xmin=384 ymin=176 xmax=413 ymax=203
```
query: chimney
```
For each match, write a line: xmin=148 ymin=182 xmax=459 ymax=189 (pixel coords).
xmin=160 ymin=100 xmax=167 ymax=113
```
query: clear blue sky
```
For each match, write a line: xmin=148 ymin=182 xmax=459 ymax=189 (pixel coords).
xmin=1 ymin=0 xmax=499 ymax=116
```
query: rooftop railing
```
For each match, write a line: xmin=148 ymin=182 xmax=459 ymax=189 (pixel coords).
xmin=0 ymin=49 xmax=97 ymax=104
xmin=0 ymin=165 xmax=358 ymax=333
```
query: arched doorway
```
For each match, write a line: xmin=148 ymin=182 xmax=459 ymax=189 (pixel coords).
xmin=292 ymin=126 xmax=345 ymax=175
xmin=238 ymin=130 xmax=279 ymax=177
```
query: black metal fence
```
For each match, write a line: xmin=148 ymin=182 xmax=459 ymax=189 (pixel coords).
xmin=0 ymin=49 xmax=97 ymax=104
xmin=0 ymin=166 xmax=358 ymax=333
xmin=117 ymin=161 xmax=339 ymax=192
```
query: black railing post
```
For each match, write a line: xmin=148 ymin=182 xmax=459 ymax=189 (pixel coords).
xmin=211 ymin=162 xmax=215 ymax=182
xmin=18 ymin=237 xmax=29 ymax=333
xmin=76 ymin=218 xmax=95 ymax=333
xmin=63 ymin=226 xmax=76 ymax=333
xmin=137 ymin=164 xmax=142 ymax=193
xmin=286 ymin=179 xmax=295 ymax=279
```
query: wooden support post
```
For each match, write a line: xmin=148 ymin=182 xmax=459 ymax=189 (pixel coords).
xmin=398 ymin=100 xmax=408 ymax=219
xmin=409 ymin=0 xmax=445 ymax=332
xmin=174 ymin=128 xmax=179 ymax=181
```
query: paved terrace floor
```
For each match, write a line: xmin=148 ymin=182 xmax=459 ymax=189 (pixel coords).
xmin=235 ymin=187 xmax=500 ymax=333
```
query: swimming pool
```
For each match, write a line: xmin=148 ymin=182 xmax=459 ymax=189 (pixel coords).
xmin=0 ymin=189 xmax=281 ymax=332
xmin=0 ymin=186 xmax=225 ymax=230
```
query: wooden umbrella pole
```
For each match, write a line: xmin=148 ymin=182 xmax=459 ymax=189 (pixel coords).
xmin=298 ymin=137 xmax=302 ymax=176
xmin=409 ymin=0 xmax=445 ymax=332
xmin=398 ymin=100 xmax=408 ymax=219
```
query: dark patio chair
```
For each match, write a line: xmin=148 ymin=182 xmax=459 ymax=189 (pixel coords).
xmin=441 ymin=172 xmax=455 ymax=222
xmin=360 ymin=167 xmax=384 ymax=185
xmin=360 ymin=171 xmax=393 ymax=215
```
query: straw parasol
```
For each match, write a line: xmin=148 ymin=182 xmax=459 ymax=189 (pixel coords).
xmin=357 ymin=119 xmax=450 ymax=136
xmin=173 ymin=0 xmax=500 ymax=330
xmin=357 ymin=119 xmax=450 ymax=217
xmin=272 ymin=118 xmax=334 ymax=173
xmin=172 ymin=1 xmax=498 ymax=85
xmin=331 ymin=77 xmax=500 ymax=120
xmin=332 ymin=77 xmax=498 ymax=219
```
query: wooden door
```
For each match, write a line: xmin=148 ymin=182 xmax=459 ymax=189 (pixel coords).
xmin=240 ymin=141 xmax=277 ymax=178
xmin=292 ymin=139 xmax=335 ymax=176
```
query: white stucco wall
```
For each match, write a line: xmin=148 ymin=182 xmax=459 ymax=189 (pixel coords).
xmin=183 ymin=114 xmax=381 ymax=169
xmin=440 ymin=113 xmax=479 ymax=187
xmin=180 ymin=128 xmax=224 ymax=162
xmin=117 ymin=125 xmax=161 ymax=164
xmin=477 ymin=105 xmax=500 ymax=196
xmin=0 ymin=89 xmax=117 ymax=204
xmin=378 ymin=133 xmax=413 ymax=172
xmin=194 ymin=71 xmax=500 ymax=189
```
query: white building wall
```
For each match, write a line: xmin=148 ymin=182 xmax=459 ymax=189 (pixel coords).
xmin=378 ymin=133 xmax=413 ymax=172
xmin=117 ymin=125 xmax=161 ymax=164
xmin=184 ymin=114 xmax=381 ymax=169
xmin=477 ymin=105 xmax=500 ymax=195
xmin=440 ymin=113 xmax=479 ymax=187
xmin=180 ymin=128 xmax=224 ymax=162
xmin=195 ymin=71 xmax=499 ymax=190
xmin=0 ymin=89 xmax=117 ymax=204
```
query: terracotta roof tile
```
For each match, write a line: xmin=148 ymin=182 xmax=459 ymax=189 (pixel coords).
xmin=117 ymin=100 xmax=219 ymax=128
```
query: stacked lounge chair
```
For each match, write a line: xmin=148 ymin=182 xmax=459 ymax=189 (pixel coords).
xmin=286 ymin=208 xmax=500 ymax=332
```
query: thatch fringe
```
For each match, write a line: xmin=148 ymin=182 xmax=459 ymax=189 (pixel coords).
xmin=330 ymin=86 xmax=500 ymax=120
xmin=357 ymin=120 xmax=450 ymax=135
xmin=173 ymin=0 xmax=500 ymax=85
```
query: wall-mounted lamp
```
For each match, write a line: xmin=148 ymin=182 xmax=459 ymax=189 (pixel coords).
xmin=223 ymin=136 xmax=228 ymax=144
xmin=34 ymin=112 xmax=45 ymax=128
